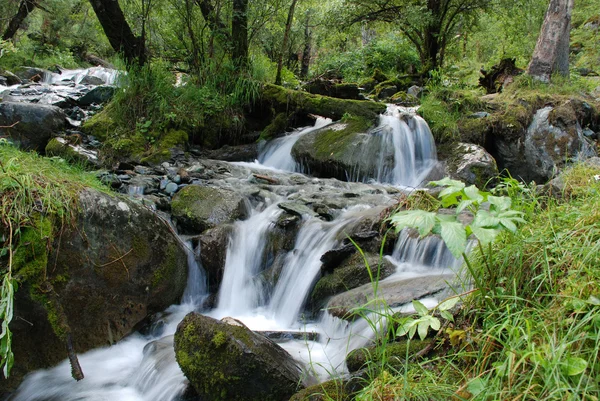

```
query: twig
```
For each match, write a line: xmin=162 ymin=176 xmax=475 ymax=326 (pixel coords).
xmin=0 ymin=121 xmax=20 ymax=129
xmin=253 ymin=173 xmax=279 ymax=184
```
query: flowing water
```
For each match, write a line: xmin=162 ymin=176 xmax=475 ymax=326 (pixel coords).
xmin=10 ymin=90 xmax=461 ymax=400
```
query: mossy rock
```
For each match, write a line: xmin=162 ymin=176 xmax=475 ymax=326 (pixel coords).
xmin=311 ymin=253 xmax=396 ymax=311
xmin=171 ymin=185 xmax=247 ymax=234
xmin=346 ymin=340 xmax=431 ymax=373
xmin=82 ymin=106 xmax=117 ymax=141
xmin=199 ymin=224 xmax=235 ymax=291
xmin=174 ymin=313 xmax=304 ymax=401
xmin=45 ymin=137 xmax=98 ymax=167
xmin=440 ymin=142 xmax=499 ymax=188
xmin=260 ymin=112 xmax=290 ymax=141
xmin=289 ymin=379 xmax=359 ymax=401
xmin=6 ymin=189 xmax=188 ymax=391
xmin=0 ymin=102 xmax=66 ymax=151
xmin=291 ymin=115 xmax=397 ymax=182
xmin=261 ymin=84 xmax=386 ymax=125
xmin=390 ymin=91 xmax=419 ymax=106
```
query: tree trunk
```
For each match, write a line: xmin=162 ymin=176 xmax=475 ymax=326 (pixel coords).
xmin=527 ymin=0 xmax=574 ymax=82
xmin=300 ymin=10 xmax=311 ymax=79
xmin=194 ymin=0 xmax=230 ymax=42
xmin=2 ymin=0 xmax=38 ymax=41
xmin=232 ymin=0 xmax=249 ymax=70
xmin=88 ymin=0 xmax=146 ymax=67
xmin=275 ymin=0 xmax=299 ymax=85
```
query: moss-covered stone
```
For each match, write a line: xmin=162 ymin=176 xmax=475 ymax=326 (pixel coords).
xmin=174 ymin=313 xmax=304 ymax=401
xmin=171 ymin=185 xmax=247 ymax=234
xmin=259 ymin=112 xmax=290 ymax=141
xmin=390 ymin=91 xmax=419 ymax=106
xmin=261 ymin=84 xmax=386 ymax=124
xmin=310 ymin=253 xmax=396 ymax=311
xmin=289 ymin=379 xmax=351 ymax=401
xmin=82 ymin=106 xmax=117 ymax=141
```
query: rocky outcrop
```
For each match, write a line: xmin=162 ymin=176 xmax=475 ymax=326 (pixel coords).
xmin=326 ymin=274 xmax=456 ymax=319
xmin=442 ymin=143 xmax=499 ymax=187
xmin=198 ymin=224 xmax=235 ymax=291
xmin=171 ymin=185 xmax=248 ymax=234
xmin=0 ymin=102 xmax=66 ymax=150
xmin=174 ymin=313 xmax=304 ymax=401
xmin=291 ymin=116 xmax=381 ymax=181
xmin=6 ymin=188 xmax=188 ymax=391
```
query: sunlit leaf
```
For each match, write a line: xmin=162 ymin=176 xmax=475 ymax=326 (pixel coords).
xmin=440 ymin=220 xmax=467 ymax=258
xmin=467 ymin=378 xmax=486 ymax=397
xmin=470 ymin=225 xmax=500 ymax=245
xmin=417 ymin=320 xmax=429 ymax=340
xmin=388 ymin=210 xmax=437 ymax=236
xmin=473 ymin=210 xmax=501 ymax=228
xmin=488 ymin=195 xmax=512 ymax=211
xmin=429 ymin=316 xmax=441 ymax=331
xmin=464 ymin=185 xmax=484 ymax=202
xmin=438 ymin=296 xmax=460 ymax=311
xmin=562 ymin=357 xmax=587 ymax=376
xmin=413 ymin=300 xmax=429 ymax=316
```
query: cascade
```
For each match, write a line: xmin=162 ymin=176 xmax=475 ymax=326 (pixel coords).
xmin=10 ymin=99 xmax=463 ymax=400
xmin=258 ymin=117 xmax=333 ymax=171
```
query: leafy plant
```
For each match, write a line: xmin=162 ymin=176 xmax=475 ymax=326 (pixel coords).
xmin=388 ymin=178 xmax=526 ymax=307
xmin=397 ymin=297 xmax=460 ymax=340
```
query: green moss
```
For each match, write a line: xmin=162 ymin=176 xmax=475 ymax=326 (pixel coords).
xmin=346 ymin=339 xmax=431 ymax=373
xmin=260 ymin=112 xmax=289 ymax=141
xmin=390 ymin=91 xmax=419 ymax=106
xmin=313 ymin=116 xmax=373 ymax=160
xmin=212 ymin=331 xmax=227 ymax=347
xmin=151 ymin=242 xmax=179 ymax=288
xmin=82 ymin=106 xmax=117 ymax=141
xmin=12 ymin=215 xmax=53 ymax=282
xmin=289 ymin=379 xmax=348 ymax=401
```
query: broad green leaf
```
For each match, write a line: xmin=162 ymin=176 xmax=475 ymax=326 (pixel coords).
xmin=470 ymin=226 xmax=500 ymax=245
xmin=562 ymin=357 xmax=588 ymax=376
xmin=587 ymin=296 xmax=600 ymax=306
xmin=464 ymin=185 xmax=484 ymax=202
xmin=408 ymin=323 xmax=418 ymax=339
xmin=430 ymin=177 xmax=465 ymax=189
xmin=417 ymin=320 xmax=429 ymax=340
xmin=438 ymin=296 xmax=460 ymax=311
xmin=440 ymin=193 xmax=460 ymax=208
xmin=440 ymin=221 xmax=467 ymax=258
xmin=488 ymin=195 xmax=512 ymax=212
xmin=456 ymin=199 xmax=475 ymax=213
xmin=396 ymin=318 xmax=417 ymax=337
xmin=467 ymin=378 xmax=486 ymax=397
xmin=474 ymin=210 xmax=501 ymax=228
xmin=440 ymin=310 xmax=454 ymax=322
xmin=429 ymin=316 xmax=441 ymax=331
xmin=388 ymin=210 xmax=436 ymax=237
xmin=413 ymin=300 xmax=429 ymax=316
xmin=499 ymin=217 xmax=517 ymax=233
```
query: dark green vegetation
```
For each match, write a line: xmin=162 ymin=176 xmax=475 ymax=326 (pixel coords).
xmin=332 ymin=164 xmax=600 ymax=400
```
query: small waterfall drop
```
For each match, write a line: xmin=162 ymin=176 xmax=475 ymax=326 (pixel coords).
xmin=44 ymin=66 xmax=120 ymax=86
xmin=182 ymin=240 xmax=208 ymax=305
xmin=258 ymin=117 xmax=332 ymax=171
xmin=216 ymin=204 xmax=282 ymax=315
xmin=372 ymin=105 xmax=437 ymax=187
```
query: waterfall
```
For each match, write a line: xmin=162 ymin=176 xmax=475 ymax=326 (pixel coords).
xmin=181 ymin=240 xmax=208 ymax=306
xmin=267 ymin=209 xmax=363 ymax=327
xmin=44 ymin=66 xmax=120 ymax=86
xmin=258 ymin=117 xmax=332 ymax=171
xmin=216 ymin=204 xmax=282 ymax=315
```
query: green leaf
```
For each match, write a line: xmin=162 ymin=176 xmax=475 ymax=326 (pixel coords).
xmin=464 ymin=185 xmax=484 ymax=202
xmin=429 ymin=316 xmax=441 ymax=331
xmin=474 ymin=210 xmax=501 ymax=228
xmin=467 ymin=378 xmax=486 ymax=397
xmin=470 ymin=225 xmax=500 ymax=245
xmin=438 ymin=296 xmax=460 ymax=311
xmin=440 ymin=220 xmax=467 ymax=258
xmin=488 ymin=195 xmax=512 ymax=212
xmin=388 ymin=210 xmax=437 ymax=237
xmin=413 ymin=300 xmax=429 ymax=316
xmin=440 ymin=310 xmax=454 ymax=322
xmin=417 ymin=320 xmax=430 ymax=340
xmin=456 ymin=199 xmax=475 ymax=213
xmin=562 ymin=357 xmax=587 ymax=376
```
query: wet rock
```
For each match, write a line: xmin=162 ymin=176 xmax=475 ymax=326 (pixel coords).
xmin=165 ymin=182 xmax=179 ymax=195
xmin=407 ymin=85 xmax=423 ymax=98
xmin=13 ymin=66 xmax=52 ymax=82
xmin=326 ymin=274 xmax=456 ymax=319
xmin=45 ymin=137 xmax=100 ymax=166
xmin=198 ymin=224 xmax=234 ymax=290
xmin=171 ymin=185 xmax=247 ymax=234
xmin=78 ymin=85 xmax=116 ymax=106
xmin=320 ymin=243 xmax=357 ymax=271
xmin=174 ymin=312 xmax=305 ymax=401
xmin=0 ymin=69 xmax=22 ymax=85
xmin=79 ymin=75 xmax=105 ymax=85
xmin=278 ymin=201 xmax=318 ymax=218
xmin=303 ymin=80 xmax=361 ymax=100
xmin=311 ymin=253 xmax=396 ymax=310
xmin=0 ymin=102 xmax=66 ymax=151
xmin=444 ymin=143 xmax=498 ymax=188
xmin=376 ymin=85 xmax=398 ymax=100
xmin=7 ymin=189 xmax=188 ymax=390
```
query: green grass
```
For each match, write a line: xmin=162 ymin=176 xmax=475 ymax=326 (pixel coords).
xmin=333 ymin=162 xmax=600 ymax=401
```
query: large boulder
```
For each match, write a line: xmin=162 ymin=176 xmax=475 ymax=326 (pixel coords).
xmin=171 ymin=185 xmax=248 ymax=234
xmin=174 ymin=313 xmax=305 ymax=401
xmin=326 ymin=274 xmax=455 ymax=319
xmin=12 ymin=66 xmax=52 ymax=82
xmin=4 ymin=188 xmax=189 ymax=391
xmin=442 ymin=143 xmax=499 ymax=187
xmin=291 ymin=116 xmax=381 ymax=181
xmin=0 ymin=69 xmax=22 ymax=85
xmin=0 ymin=102 xmax=66 ymax=151
xmin=198 ymin=224 xmax=235 ymax=291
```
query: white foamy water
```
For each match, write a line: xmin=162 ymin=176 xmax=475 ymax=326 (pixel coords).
xmin=44 ymin=66 xmax=120 ymax=86
xmin=257 ymin=117 xmax=333 ymax=172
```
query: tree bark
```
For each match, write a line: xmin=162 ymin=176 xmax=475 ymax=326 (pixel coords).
xmin=232 ymin=0 xmax=249 ymax=70
xmin=527 ymin=0 xmax=574 ymax=82
xmin=275 ymin=0 xmax=299 ymax=85
xmin=194 ymin=0 xmax=230 ymax=42
xmin=2 ymin=0 xmax=38 ymax=41
xmin=88 ymin=0 xmax=146 ymax=67
xmin=300 ymin=10 xmax=311 ymax=79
